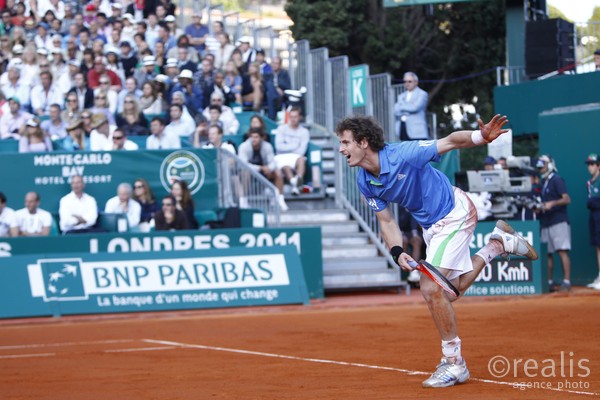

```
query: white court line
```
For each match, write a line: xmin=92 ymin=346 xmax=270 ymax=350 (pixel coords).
xmin=143 ymin=339 xmax=600 ymax=397
xmin=0 ymin=353 xmax=55 ymax=359
xmin=0 ymin=339 xmax=134 ymax=350
xmin=105 ymin=346 xmax=176 ymax=353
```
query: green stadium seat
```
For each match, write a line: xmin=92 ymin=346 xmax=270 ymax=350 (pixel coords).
xmin=0 ymin=139 xmax=19 ymax=153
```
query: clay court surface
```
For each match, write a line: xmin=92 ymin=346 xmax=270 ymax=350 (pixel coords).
xmin=1 ymin=289 xmax=599 ymax=399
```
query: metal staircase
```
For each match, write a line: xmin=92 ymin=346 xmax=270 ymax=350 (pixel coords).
xmin=279 ymin=205 xmax=406 ymax=293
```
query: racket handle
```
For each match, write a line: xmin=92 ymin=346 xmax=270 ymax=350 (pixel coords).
xmin=407 ymin=260 xmax=418 ymax=269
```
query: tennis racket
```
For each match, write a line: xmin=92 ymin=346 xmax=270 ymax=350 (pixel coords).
xmin=407 ymin=260 xmax=460 ymax=297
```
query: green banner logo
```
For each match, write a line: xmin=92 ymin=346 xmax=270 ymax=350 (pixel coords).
xmin=159 ymin=151 xmax=206 ymax=194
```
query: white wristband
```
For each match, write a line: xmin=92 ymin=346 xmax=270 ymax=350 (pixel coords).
xmin=471 ymin=130 xmax=487 ymax=145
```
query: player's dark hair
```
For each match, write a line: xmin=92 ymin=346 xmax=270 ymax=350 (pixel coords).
xmin=0 ymin=192 xmax=6 ymax=204
xmin=335 ymin=115 xmax=385 ymax=151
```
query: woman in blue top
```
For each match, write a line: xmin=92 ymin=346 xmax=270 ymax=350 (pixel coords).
xmin=336 ymin=114 xmax=538 ymax=388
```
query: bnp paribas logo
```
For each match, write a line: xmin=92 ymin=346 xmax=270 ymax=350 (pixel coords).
xmin=27 ymin=258 xmax=87 ymax=301
xmin=160 ymin=150 xmax=205 ymax=195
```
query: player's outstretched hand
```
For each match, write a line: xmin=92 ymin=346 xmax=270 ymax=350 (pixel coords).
xmin=479 ymin=114 xmax=509 ymax=143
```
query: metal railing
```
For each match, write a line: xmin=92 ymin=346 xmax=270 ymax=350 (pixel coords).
xmin=309 ymin=47 xmax=333 ymax=131
xmin=217 ymin=149 xmax=282 ymax=227
xmin=329 ymin=55 xmax=351 ymax=133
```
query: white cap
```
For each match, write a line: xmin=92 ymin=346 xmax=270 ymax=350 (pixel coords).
xmin=236 ymin=35 xmax=252 ymax=46
xmin=164 ymin=15 xmax=176 ymax=22
xmin=12 ymin=44 xmax=25 ymax=54
xmin=123 ymin=13 xmax=135 ymax=22
xmin=165 ymin=58 xmax=178 ymax=68
xmin=178 ymin=69 xmax=193 ymax=80
xmin=111 ymin=2 xmax=123 ymax=8
xmin=142 ymin=55 xmax=156 ymax=66
xmin=154 ymin=74 xmax=168 ymax=83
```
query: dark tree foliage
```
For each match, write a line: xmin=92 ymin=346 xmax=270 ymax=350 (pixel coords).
xmin=285 ymin=0 xmax=506 ymax=139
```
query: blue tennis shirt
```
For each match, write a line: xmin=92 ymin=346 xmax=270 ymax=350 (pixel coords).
xmin=357 ymin=140 xmax=455 ymax=229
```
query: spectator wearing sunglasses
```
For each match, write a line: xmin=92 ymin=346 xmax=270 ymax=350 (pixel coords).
xmin=154 ymin=194 xmax=190 ymax=231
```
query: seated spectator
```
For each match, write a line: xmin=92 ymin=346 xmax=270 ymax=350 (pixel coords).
xmin=132 ymin=178 xmax=160 ymax=228
xmin=90 ymin=89 xmax=116 ymax=126
xmin=175 ymin=47 xmax=197 ymax=73
xmin=105 ymin=47 xmax=126 ymax=84
xmin=14 ymin=191 xmax=53 ymax=236
xmin=58 ymin=175 xmax=99 ymax=234
xmin=265 ymin=56 xmax=291 ymax=121
xmin=119 ymin=41 xmax=138 ymax=78
xmin=214 ymin=32 xmax=234 ymax=71
xmin=146 ymin=117 xmax=181 ymax=149
xmin=223 ymin=60 xmax=243 ymax=105
xmin=41 ymin=103 xmax=68 ymax=141
xmin=0 ymin=96 xmax=32 ymax=140
xmin=202 ymin=91 xmax=239 ymax=135
xmin=134 ymin=55 xmax=158 ymax=89
xmin=241 ymin=62 xmax=264 ymax=112
xmin=30 ymin=71 xmax=63 ymax=117
xmin=19 ymin=118 xmax=53 ymax=153
xmin=95 ymin=74 xmax=119 ymax=114
xmin=116 ymin=76 xmax=143 ymax=113
xmin=104 ymin=182 xmax=141 ymax=229
xmin=154 ymin=194 xmax=190 ymax=231
xmin=139 ymin=81 xmax=165 ymax=115
xmin=170 ymin=180 xmax=198 ymax=229
xmin=88 ymin=55 xmax=122 ymax=91
xmin=171 ymin=90 xmax=197 ymax=127
xmin=0 ymin=192 xmax=18 ymax=237
xmin=273 ymin=107 xmax=310 ymax=195
xmin=61 ymin=92 xmax=82 ymax=127
xmin=170 ymin=70 xmax=203 ymax=116
xmin=62 ymin=119 xmax=89 ymax=151
xmin=116 ymin=95 xmax=149 ymax=136
xmin=89 ymin=113 xmax=115 ymax=151
xmin=243 ymin=114 xmax=270 ymax=142
xmin=0 ymin=64 xmax=31 ymax=110
xmin=164 ymin=103 xmax=195 ymax=138
xmin=238 ymin=128 xmax=288 ymax=211
xmin=203 ymin=124 xmax=236 ymax=154
xmin=68 ymin=72 xmax=95 ymax=110
xmin=193 ymin=57 xmax=215 ymax=109
xmin=206 ymin=105 xmax=223 ymax=129
xmin=110 ymin=128 xmax=139 ymax=151
xmin=81 ymin=110 xmax=94 ymax=137
xmin=191 ymin=115 xmax=209 ymax=148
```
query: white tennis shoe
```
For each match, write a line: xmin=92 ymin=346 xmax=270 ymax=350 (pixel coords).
xmin=490 ymin=220 xmax=538 ymax=260
xmin=422 ymin=358 xmax=470 ymax=388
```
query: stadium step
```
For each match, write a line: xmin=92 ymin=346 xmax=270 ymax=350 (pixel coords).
xmin=323 ymin=256 xmax=389 ymax=272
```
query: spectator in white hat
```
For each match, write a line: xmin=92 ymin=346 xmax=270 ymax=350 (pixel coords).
xmin=134 ymin=55 xmax=158 ymax=89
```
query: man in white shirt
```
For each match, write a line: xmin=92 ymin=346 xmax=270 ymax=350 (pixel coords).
xmin=0 ymin=192 xmax=18 ymax=237
xmin=104 ymin=182 xmax=141 ymax=229
xmin=146 ymin=117 xmax=181 ymax=150
xmin=58 ymin=175 xmax=99 ymax=233
xmin=89 ymin=113 xmax=116 ymax=151
xmin=0 ymin=97 xmax=33 ymax=140
xmin=0 ymin=65 xmax=31 ymax=109
xmin=202 ymin=91 xmax=239 ymax=134
xmin=274 ymin=107 xmax=310 ymax=195
xmin=164 ymin=104 xmax=196 ymax=138
xmin=30 ymin=71 xmax=64 ymax=117
xmin=14 ymin=192 xmax=53 ymax=236
xmin=110 ymin=128 xmax=139 ymax=151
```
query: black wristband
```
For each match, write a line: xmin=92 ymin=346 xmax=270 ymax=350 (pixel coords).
xmin=390 ymin=246 xmax=405 ymax=260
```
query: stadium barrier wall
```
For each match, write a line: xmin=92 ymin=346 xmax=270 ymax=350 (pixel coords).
xmin=0 ymin=246 xmax=310 ymax=319
xmin=0 ymin=226 xmax=324 ymax=300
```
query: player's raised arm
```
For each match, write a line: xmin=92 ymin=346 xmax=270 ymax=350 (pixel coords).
xmin=436 ymin=114 xmax=509 ymax=155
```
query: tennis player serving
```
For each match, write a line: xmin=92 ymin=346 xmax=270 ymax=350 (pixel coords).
xmin=336 ymin=114 xmax=538 ymax=388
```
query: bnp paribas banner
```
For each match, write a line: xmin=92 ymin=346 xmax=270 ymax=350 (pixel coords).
xmin=465 ymin=220 xmax=547 ymax=296
xmin=0 ymin=227 xmax=324 ymax=300
xmin=0 ymin=149 xmax=218 ymax=211
xmin=0 ymin=246 xmax=309 ymax=318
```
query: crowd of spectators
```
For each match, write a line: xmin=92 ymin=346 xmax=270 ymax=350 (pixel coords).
xmin=0 ymin=0 xmax=293 ymax=152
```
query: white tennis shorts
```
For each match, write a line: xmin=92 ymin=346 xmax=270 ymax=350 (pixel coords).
xmin=422 ymin=187 xmax=478 ymax=281
xmin=274 ymin=153 xmax=301 ymax=170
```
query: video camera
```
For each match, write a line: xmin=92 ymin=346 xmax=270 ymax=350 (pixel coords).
xmin=455 ymin=156 xmax=541 ymax=220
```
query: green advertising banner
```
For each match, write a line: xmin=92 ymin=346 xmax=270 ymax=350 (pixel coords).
xmin=0 ymin=149 xmax=218 ymax=212
xmin=383 ymin=0 xmax=481 ymax=7
xmin=349 ymin=65 xmax=368 ymax=108
xmin=0 ymin=227 xmax=324 ymax=299
xmin=0 ymin=246 xmax=310 ymax=319
xmin=465 ymin=220 xmax=546 ymax=296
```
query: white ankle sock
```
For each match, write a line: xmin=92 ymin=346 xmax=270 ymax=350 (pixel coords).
xmin=442 ymin=337 xmax=462 ymax=363
xmin=475 ymin=240 xmax=504 ymax=264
